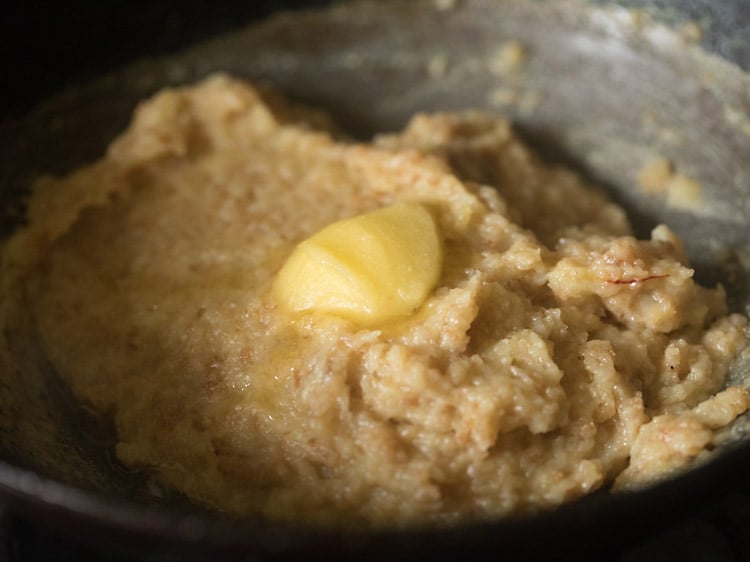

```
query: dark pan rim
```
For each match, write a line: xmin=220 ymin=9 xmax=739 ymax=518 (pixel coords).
xmin=2 ymin=438 xmax=750 ymax=558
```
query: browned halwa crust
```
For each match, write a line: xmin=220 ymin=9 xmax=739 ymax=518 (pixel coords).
xmin=1 ymin=75 xmax=747 ymax=526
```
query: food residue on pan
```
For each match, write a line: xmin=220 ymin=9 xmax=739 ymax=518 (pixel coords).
xmin=723 ymin=104 xmax=750 ymax=139
xmin=482 ymin=40 xmax=541 ymax=115
xmin=487 ymin=41 xmax=528 ymax=76
xmin=432 ymin=0 xmax=457 ymax=12
xmin=426 ymin=53 xmax=450 ymax=79
xmin=638 ymin=157 xmax=704 ymax=210
xmin=0 ymin=75 xmax=747 ymax=527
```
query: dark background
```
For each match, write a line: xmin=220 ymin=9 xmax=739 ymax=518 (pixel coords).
xmin=0 ymin=1 xmax=328 ymax=120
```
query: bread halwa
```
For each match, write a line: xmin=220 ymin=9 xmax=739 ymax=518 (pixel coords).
xmin=1 ymin=75 xmax=747 ymax=526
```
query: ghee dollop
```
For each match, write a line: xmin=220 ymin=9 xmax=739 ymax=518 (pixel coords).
xmin=273 ymin=202 xmax=443 ymax=326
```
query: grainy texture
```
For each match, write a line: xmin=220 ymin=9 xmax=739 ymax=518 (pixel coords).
xmin=1 ymin=75 xmax=747 ymax=527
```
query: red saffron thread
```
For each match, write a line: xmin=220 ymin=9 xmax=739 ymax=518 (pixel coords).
xmin=604 ymin=274 xmax=669 ymax=285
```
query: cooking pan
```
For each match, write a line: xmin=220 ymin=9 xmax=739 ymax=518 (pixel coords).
xmin=1 ymin=0 xmax=749 ymax=559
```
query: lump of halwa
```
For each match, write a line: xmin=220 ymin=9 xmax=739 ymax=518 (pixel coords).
xmin=0 ymin=74 xmax=747 ymax=527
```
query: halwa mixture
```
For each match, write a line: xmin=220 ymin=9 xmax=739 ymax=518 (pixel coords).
xmin=1 ymin=75 xmax=748 ymax=526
